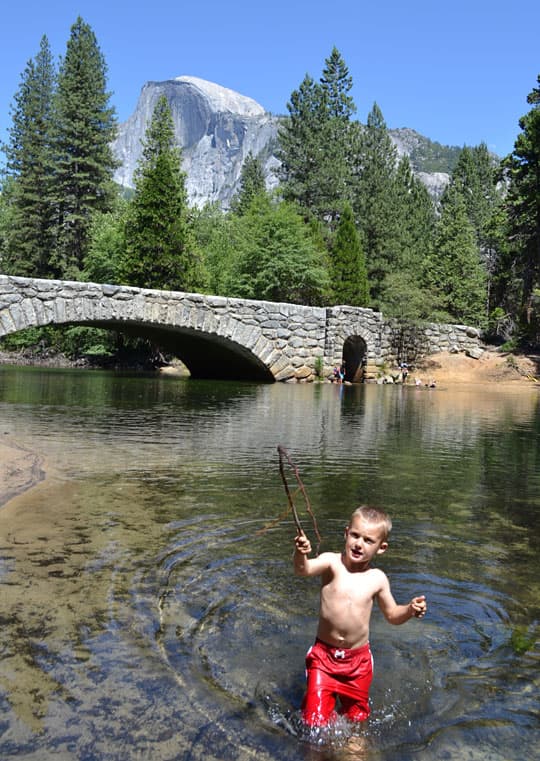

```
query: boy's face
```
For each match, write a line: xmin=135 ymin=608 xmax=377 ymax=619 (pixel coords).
xmin=343 ymin=516 xmax=388 ymax=568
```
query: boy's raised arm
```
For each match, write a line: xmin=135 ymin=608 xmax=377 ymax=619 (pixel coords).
xmin=293 ymin=533 xmax=332 ymax=577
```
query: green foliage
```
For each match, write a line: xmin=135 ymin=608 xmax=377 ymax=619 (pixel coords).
xmin=277 ymin=48 xmax=357 ymax=225
xmin=57 ymin=326 xmax=115 ymax=358
xmin=277 ymin=74 xmax=328 ymax=214
xmin=352 ymin=103 xmax=401 ymax=305
xmin=330 ymin=203 xmax=369 ymax=305
xmin=0 ymin=176 xmax=15 ymax=264
xmin=83 ymin=196 xmax=128 ymax=284
xmin=0 ymin=325 xmax=114 ymax=359
xmin=379 ymin=270 xmax=434 ymax=322
xmin=50 ymin=17 xmax=118 ymax=278
xmin=452 ymin=143 xmax=503 ymax=265
xmin=424 ymin=184 xmax=487 ymax=326
xmin=228 ymin=194 xmax=331 ymax=305
xmin=503 ymin=74 xmax=540 ymax=343
xmin=120 ymin=95 xmax=205 ymax=291
xmin=2 ymin=36 xmax=56 ymax=277
xmin=230 ymin=152 xmax=266 ymax=216
xmin=192 ymin=203 xmax=238 ymax=295
xmin=0 ymin=326 xmax=47 ymax=351
xmin=320 ymin=46 xmax=356 ymax=120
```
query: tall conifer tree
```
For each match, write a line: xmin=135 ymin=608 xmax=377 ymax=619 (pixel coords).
xmin=352 ymin=103 xmax=399 ymax=305
xmin=378 ymin=156 xmax=436 ymax=320
xmin=424 ymin=184 xmax=487 ymax=325
xmin=452 ymin=144 xmax=500 ymax=250
xmin=51 ymin=17 xmax=117 ymax=278
xmin=503 ymin=75 xmax=540 ymax=341
xmin=121 ymin=95 xmax=202 ymax=291
xmin=330 ymin=203 xmax=369 ymax=306
xmin=277 ymin=74 xmax=328 ymax=216
xmin=2 ymin=36 xmax=55 ymax=276
xmin=230 ymin=152 xmax=266 ymax=216
xmin=320 ymin=47 xmax=355 ymax=120
xmin=451 ymin=143 xmax=504 ymax=322
xmin=277 ymin=48 xmax=357 ymax=225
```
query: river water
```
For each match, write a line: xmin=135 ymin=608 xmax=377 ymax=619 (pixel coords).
xmin=0 ymin=366 xmax=538 ymax=761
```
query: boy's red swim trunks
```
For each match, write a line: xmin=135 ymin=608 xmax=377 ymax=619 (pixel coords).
xmin=301 ymin=638 xmax=373 ymax=726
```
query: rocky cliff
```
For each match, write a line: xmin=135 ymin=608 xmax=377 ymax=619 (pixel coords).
xmin=112 ymin=76 xmax=280 ymax=208
xmin=112 ymin=76 xmax=456 ymax=208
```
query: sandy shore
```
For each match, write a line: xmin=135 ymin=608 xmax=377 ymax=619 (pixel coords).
xmin=412 ymin=350 xmax=540 ymax=387
xmin=0 ymin=438 xmax=45 ymax=508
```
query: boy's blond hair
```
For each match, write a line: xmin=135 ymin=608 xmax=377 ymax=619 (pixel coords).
xmin=350 ymin=505 xmax=393 ymax=541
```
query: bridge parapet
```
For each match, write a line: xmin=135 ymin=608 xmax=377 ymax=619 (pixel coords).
xmin=0 ymin=276 xmax=330 ymax=381
xmin=0 ymin=276 xmax=484 ymax=382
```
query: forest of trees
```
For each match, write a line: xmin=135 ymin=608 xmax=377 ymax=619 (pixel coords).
xmin=0 ymin=22 xmax=538 ymax=362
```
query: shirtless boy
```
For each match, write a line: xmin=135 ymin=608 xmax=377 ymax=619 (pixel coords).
xmin=293 ymin=505 xmax=427 ymax=726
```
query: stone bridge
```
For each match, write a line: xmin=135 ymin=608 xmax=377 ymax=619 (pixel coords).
xmin=0 ymin=276 xmax=483 ymax=382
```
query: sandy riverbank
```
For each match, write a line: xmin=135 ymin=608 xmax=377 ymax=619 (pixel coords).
xmin=411 ymin=350 xmax=540 ymax=387
xmin=0 ymin=439 xmax=45 ymax=509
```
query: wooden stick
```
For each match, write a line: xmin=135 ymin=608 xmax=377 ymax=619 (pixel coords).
xmin=277 ymin=445 xmax=322 ymax=545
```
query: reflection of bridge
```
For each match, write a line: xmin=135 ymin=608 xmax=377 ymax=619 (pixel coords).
xmin=0 ymin=276 xmax=482 ymax=382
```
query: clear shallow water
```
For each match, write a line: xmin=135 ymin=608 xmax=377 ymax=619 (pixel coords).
xmin=0 ymin=366 xmax=538 ymax=760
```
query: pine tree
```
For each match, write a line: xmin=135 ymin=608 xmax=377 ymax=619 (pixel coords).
xmin=121 ymin=95 xmax=203 ymax=291
xmin=51 ymin=17 xmax=117 ymax=278
xmin=503 ymin=74 xmax=540 ymax=342
xmin=277 ymin=74 xmax=328 ymax=215
xmin=318 ymin=47 xmax=356 ymax=223
xmin=424 ymin=184 xmax=487 ymax=326
xmin=391 ymin=155 xmax=435 ymax=270
xmin=452 ymin=144 xmax=502 ymax=255
xmin=378 ymin=156 xmax=436 ymax=320
xmin=320 ymin=46 xmax=355 ymax=120
xmin=277 ymin=48 xmax=357 ymax=225
xmin=230 ymin=152 xmax=266 ymax=215
xmin=330 ymin=203 xmax=369 ymax=305
xmin=2 ymin=36 xmax=56 ymax=276
xmin=352 ymin=103 xmax=399 ymax=305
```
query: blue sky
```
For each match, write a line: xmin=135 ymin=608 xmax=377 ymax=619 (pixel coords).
xmin=1 ymin=0 xmax=538 ymax=163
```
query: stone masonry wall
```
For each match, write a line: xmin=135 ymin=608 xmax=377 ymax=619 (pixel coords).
xmin=0 ymin=276 xmax=484 ymax=382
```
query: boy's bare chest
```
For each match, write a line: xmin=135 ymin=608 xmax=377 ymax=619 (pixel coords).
xmin=322 ymin=566 xmax=379 ymax=605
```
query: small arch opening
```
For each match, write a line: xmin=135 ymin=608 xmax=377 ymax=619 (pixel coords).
xmin=342 ymin=336 xmax=368 ymax=383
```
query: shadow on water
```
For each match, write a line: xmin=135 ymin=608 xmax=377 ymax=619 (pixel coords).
xmin=0 ymin=367 xmax=538 ymax=760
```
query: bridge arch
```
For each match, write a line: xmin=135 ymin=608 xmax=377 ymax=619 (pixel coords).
xmin=324 ymin=306 xmax=383 ymax=382
xmin=0 ymin=278 xmax=282 ymax=381
xmin=0 ymin=277 xmax=334 ymax=382
xmin=0 ymin=277 xmax=484 ymax=382
xmin=342 ymin=335 xmax=368 ymax=382
xmin=91 ymin=319 xmax=276 ymax=381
